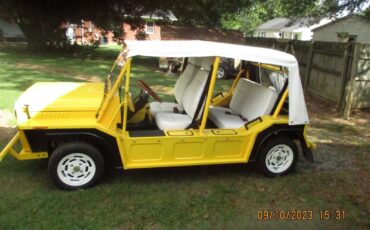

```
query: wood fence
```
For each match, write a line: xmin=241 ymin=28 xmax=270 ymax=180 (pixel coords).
xmin=245 ymin=37 xmax=370 ymax=117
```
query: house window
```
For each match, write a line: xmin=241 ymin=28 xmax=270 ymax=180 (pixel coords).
xmin=145 ymin=21 xmax=154 ymax=34
xmin=258 ymin=31 xmax=265 ymax=37
xmin=279 ymin=32 xmax=284 ymax=38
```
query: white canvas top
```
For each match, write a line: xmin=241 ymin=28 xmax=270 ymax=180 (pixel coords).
xmin=124 ymin=40 xmax=309 ymax=125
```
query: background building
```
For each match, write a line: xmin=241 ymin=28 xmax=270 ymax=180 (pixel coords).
xmin=254 ymin=17 xmax=331 ymax=41
xmin=313 ymin=15 xmax=370 ymax=43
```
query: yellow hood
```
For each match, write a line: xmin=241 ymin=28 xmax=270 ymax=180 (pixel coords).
xmin=15 ymin=82 xmax=104 ymax=113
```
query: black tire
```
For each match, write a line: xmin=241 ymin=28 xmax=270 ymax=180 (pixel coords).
xmin=257 ymin=137 xmax=298 ymax=177
xmin=48 ymin=142 xmax=105 ymax=191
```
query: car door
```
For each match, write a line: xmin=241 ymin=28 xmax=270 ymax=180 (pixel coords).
xmin=120 ymin=127 xmax=251 ymax=169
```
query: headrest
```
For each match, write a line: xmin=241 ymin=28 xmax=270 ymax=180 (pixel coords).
xmin=187 ymin=57 xmax=215 ymax=71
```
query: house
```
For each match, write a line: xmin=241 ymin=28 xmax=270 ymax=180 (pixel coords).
xmin=68 ymin=20 xmax=115 ymax=45
xmin=68 ymin=11 xmax=244 ymax=45
xmin=312 ymin=15 xmax=370 ymax=43
xmin=254 ymin=17 xmax=331 ymax=41
xmin=161 ymin=25 xmax=244 ymax=43
xmin=124 ymin=11 xmax=177 ymax=41
xmin=69 ymin=11 xmax=177 ymax=45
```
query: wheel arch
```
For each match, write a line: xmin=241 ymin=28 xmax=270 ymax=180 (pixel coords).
xmin=249 ymin=124 xmax=309 ymax=162
xmin=23 ymin=129 xmax=123 ymax=169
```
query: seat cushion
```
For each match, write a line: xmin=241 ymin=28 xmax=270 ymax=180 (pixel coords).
xmin=156 ymin=113 xmax=192 ymax=130
xmin=150 ymin=102 xmax=183 ymax=117
xmin=208 ymin=106 xmax=245 ymax=129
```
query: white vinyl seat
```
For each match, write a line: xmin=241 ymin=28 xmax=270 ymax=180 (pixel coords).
xmin=149 ymin=101 xmax=183 ymax=117
xmin=269 ymin=72 xmax=286 ymax=93
xmin=207 ymin=106 xmax=246 ymax=128
xmin=209 ymin=78 xmax=278 ymax=129
xmin=156 ymin=66 xmax=210 ymax=130
xmin=150 ymin=57 xmax=214 ymax=117
xmin=155 ymin=113 xmax=192 ymax=130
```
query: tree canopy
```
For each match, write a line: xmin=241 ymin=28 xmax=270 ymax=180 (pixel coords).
xmin=1 ymin=0 xmax=369 ymax=51
xmin=221 ymin=0 xmax=370 ymax=35
xmin=2 ymin=0 xmax=254 ymax=51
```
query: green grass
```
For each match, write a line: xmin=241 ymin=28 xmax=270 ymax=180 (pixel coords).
xmin=0 ymin=46 xmax=369 ymax=229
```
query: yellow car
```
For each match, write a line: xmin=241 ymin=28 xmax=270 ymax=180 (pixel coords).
xmin=0 ymin=41 xmax=315 ymax=190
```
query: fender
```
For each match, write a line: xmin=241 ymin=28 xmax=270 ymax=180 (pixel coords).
xmin=23 ymin=129 xmax=123 ymax=168
xmin=249 ymin=124 xmax=314 ymax=163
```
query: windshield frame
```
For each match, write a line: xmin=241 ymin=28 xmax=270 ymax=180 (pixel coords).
xmin=96 ymin=47 xmax=130 ymax=120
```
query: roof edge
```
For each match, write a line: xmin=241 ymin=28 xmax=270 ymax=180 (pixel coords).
xmin=312 ymin=14 xmax=370 ymax=31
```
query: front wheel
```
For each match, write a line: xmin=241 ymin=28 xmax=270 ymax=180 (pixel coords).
xmin=48 ymin=142 xmax=105 ymax=190
xmin=257 ymin=137 xmax=298 ymax=177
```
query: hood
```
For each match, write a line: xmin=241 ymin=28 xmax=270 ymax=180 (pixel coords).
xmin=15 ymin=82 xmax=104 ymax=113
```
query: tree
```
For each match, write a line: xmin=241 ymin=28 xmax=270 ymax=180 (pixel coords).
xmin=2 ymin=0 xmax=251 ymax=51
xmin=1 ymin=0 xmax=167 ymax=51
xmin=221 ymin=0 xmax=370 ymax=35
xmin=363 ymin=6 xmax=370 ymax=18
xmin=221 ymin=0 xmax=288 ymax=35
xmin=2 ymin=0 xmax=368 ymax=51
xmin=171 ymin=0 xmax=252 ymax=27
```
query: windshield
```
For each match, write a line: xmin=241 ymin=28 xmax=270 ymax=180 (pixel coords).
xmin=96 ymin=46 xmax=128 ymax=118
xmin=104 ymin=47 xmax=128 ymax=96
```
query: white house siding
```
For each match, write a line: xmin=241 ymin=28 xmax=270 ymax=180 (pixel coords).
xmin=254 ymin=30 xmax=312 ymax=40
xmin=313 ymin=17 xmax=370 ymax=43
xmin=253 ymin=30 xmax=280 ymax=38
xmin=293 ymin=28 xmax=313 ymax=41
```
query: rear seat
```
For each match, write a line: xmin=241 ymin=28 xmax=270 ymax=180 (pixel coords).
xmin=208 ymin=78 xmax=278 ymax=129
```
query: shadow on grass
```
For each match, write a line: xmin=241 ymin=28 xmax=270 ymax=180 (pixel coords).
xmin=106 ymin=163 xmax=258 ymax=185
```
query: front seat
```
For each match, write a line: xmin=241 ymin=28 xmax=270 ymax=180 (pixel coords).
xmin=150 ymin=57 xmax=214 ymax=117
xmin=155 ymin=65 xmax=210 ymax=130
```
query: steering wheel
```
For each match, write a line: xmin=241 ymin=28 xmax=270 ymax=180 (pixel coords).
xmin=137 ymin=80 xmax=162 ymax=102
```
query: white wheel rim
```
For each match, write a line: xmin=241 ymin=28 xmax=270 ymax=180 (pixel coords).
xmin=57 ymin=153 xmax=96 ymax=187
xmin=265 ymin=144 xmax=294 ymax=174
xmin=217 ymin=68 xmax=225 ymax=78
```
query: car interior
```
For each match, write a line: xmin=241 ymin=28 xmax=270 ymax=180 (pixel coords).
xmin=125 ymin=56 xmax=288 ymax=134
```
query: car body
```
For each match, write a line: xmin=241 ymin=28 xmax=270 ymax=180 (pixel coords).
xmin=0 ymin=40 xmax=315 ymax=190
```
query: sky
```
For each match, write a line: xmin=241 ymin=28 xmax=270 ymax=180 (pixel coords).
xmin=337 ymin=0 xmax=370 ymax=17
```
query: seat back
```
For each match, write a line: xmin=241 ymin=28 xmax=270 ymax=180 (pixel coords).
xmin=269 ymin=72 xmax=286 ymax=93
xmin=173 ymin=58 xmax=197 ymax=106
xmin=230 ymin=78 xmax=278 ymax=121
xmin=182 ymin=69 xmax=209 ymax=120
xmin=173 ymin=57 xmax=214 ymax=107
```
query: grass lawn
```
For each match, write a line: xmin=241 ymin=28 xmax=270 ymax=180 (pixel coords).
xmin=0 ymin=46 xmax=369 ymax=229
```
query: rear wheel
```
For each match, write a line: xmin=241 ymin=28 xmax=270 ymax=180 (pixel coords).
xmin=257 ymin=137 xmax=298 ymax=177
xmin=48 ymin=142 xmax=105 ymax=190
